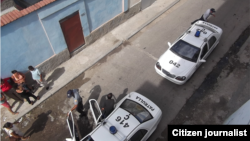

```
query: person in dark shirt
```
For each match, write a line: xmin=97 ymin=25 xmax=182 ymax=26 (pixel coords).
xmin=15 ymin=85 xmax=39 ymax=105
xmin=101 ymin=93 xmax=115 ymax=118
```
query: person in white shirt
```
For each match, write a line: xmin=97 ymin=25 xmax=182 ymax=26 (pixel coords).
xmin=3 ymin=122 xmax=30 ymax=140
xmin=191 ymin=8 xmax=216 ymax=24
xmin=28 ymin=66 xmax=49 ymax=90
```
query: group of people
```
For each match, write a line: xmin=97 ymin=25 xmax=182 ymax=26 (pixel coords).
xmin=1 ymin=66 xmax=51 ymax=140
xmin=1 ymin=66 xmax=50 ymax=115
xmin=67 ymin=90 xmax=115 ymax=119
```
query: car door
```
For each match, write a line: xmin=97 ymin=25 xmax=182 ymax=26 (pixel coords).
xmin=89 ymin=99 xmax=102 ymax=126
xmin=207 ymin=35 xmax=218 ymax=56
xmin=196 ymin=43 xmax=209 ymax=69
xmin=128 ymin=129 xmax=148 ymax=141
xmin=66 ymin=111 xmax=79 ymax=141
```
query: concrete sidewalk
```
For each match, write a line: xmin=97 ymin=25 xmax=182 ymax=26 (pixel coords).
xmin=0 ymin=0 xmax=180 ymax=126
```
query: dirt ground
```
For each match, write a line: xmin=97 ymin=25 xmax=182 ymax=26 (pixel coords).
xmin=1 ymin=72 xmax=95 ymax=141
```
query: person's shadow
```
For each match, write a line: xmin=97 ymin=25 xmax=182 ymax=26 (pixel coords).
xmin=23 ymin=110 xmax=52 ymax=137
xmin=83 ymin=85 xmax=102 ymax=111
xmin=37 ymin=67 xmax=65 ymax=97
xmin=116 ymin=88 xmax=128 ymax=102
xmin=11 ymin=101 xmax=24 ymax=113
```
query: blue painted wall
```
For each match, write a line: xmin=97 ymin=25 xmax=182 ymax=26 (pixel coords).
xmin=38 ymin=0 xmax=90 ymax=54
xmin=1 ymin=0 xmax=124 ymax=78
xmin=1 ymin=12 xmax=53 ymax=78
xmin=85 ymin=0 xmax=122 ymax=31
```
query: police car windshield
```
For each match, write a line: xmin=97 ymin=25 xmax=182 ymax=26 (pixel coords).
xmin=120 ymin=99 xmax=153 ymax=123
xmin=170 ymin=40 xmax=200 ymax=62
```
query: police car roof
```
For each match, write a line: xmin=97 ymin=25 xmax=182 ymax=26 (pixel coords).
xmin=90 ymin=92 xmax=162 ymax=141
xmin=182 ymin=24 xmax=213 ymax=48
xmin=92 ymin=108 xmax=140 ymax=141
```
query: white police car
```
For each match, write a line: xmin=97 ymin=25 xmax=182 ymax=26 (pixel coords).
xmin=155 ymin=21 xmax=223 ymax=85
xmin=66 ymin=92 xmax=162 ymax=141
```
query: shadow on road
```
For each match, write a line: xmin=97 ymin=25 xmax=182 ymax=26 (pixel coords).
xmin=83 ymin=85 xmax=102 ymax=110
xmin=116 ymin=88 xmax=128 ymax=102
xmin=24 ymin=110 xmax=52 ymax=137
xmin=37 ymin=67 xmax=65 ymax=97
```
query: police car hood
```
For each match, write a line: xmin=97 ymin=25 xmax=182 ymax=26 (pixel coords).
xmin=158 ymin=50 xmax=196 ymax=76
xmin=91 ymin=108 xmax=141 ymax=141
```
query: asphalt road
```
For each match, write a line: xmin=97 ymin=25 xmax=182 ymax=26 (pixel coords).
xmin=1 ymin=0 xmax=249 ymax=141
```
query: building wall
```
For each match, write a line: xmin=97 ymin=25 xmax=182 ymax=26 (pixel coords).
xmin=1 ymin=0 xmax=139 ymax=78
xmin=1 ymin=11 xmax=53 ymax=78
xmin=38 ymin=0 xmax=90 ymax=54
xmin=85 ymin=0 xmax=122 ymax=32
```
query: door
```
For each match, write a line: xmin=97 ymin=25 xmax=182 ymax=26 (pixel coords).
xmin=200 ymin=43 xmax=209 ymax=60
xmin=195 ymin=43 xmax=208 ymax=69
xmin=60 ymin=11 xmax=85 ymax=53
xmin=89 ymin=99 xmax=102 ymax=126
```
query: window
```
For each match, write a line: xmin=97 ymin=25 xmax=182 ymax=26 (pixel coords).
xmin=120 ymin=100 xmax=153 ymax=123
xmin=82 ymin=136 xmax=94 ymax=141
xmin=129 ymin=129 xmax=148 ymax=141
xmin=13 ymin=0 xmax=42 ymax=10
xmin=200 ymin=44 xmax=208 ymax=59
xmin=208 ymin=36 xmax=216 ymax=48
xmin=170 ymin=40 xmax=200 ymax=62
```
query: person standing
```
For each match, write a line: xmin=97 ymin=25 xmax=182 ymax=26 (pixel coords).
xmin=3 ymin=122 xmax=30 ymax=140
xmin=15 ymin=85 xmax=40 ymax=105
xmin=1 ymin=92 xmax=19 ymax=115
xmin=191 ymin=8 xmax=216 ymax=24
xmin=11 ymin=70 xmax=33 ymax=93
xmin=101 ymin=93 xmax=115 ymax=118
xmin=1 ymin=78 xmax=23 ymax=102
xmin=67 ymin=89 xmax=86 ymax=117
xmin=28 ymin=66 xmax=49 ymax=90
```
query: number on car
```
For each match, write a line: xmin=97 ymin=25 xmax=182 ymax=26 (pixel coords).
xmin=169 ymin=60 xmax=180 ymax=68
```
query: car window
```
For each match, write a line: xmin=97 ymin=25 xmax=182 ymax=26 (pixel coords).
xmin=120 ymin=100 xmax=153 ymax=123
xmin=200 ymin=44 xmax=208 ymax=59
xmin=82 ymin=135 xmax=94 ymax=141
xmin=170 ymin=40 xmax=200 ymax=62
xmin=208 ymin=36 xmax=216 ymax=48
xmin=129 ymin=129 xmax=148 ymax=141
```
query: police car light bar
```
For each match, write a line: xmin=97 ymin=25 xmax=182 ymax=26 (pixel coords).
xmin=195 ymin=30 xmax=201 ymax=37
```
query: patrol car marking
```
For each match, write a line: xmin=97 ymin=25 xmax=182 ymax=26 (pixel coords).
xmin=197 ymin=28 xmax=207 ymax=34
xmin=169 ymin=60 xmax=180 ymax=68
xmin=115 ymin=114 xmax=130 ymax=128
xmin=136 ymin=96 xmax=155 ymax=111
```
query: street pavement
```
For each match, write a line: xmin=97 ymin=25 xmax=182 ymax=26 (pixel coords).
xmin=0 ymin=0 xmax=179 ymax=134
xmin=1 ymin=0 xmax=249 ymax=141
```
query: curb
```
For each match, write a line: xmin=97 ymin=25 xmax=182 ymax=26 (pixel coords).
xmin=126 ymin=0 xmax=180 ymax=40
xmin=13 ymin=0 xmax=180 ymax=121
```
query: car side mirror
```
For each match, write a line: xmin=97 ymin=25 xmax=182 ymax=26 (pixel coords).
xmin=199 ymin=59 xmax=206 ymax=63
xmin=168 ymin=42 xmax=171 ymax=48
